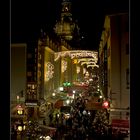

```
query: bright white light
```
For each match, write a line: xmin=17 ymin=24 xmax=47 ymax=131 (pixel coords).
xmin=88 ymin=111 xmax=90 ymax=115
xmin=45 ymin=136 xmax=51 ymax=140
xmin=59 ymin=87 xmax=64 ymax=91
xmin=52 ymin=93 xmax=56 ymax=96
xmin=66 ymin=99 xmax=70 ymax=105
xmin=89 ymin=78 xmax=93 ymax=81
xmin=73 ymin=90 xmax=75 ymax=94
xmin=17 ymin=96 xmax=20 ymax=100
xmin=18 ymin=126 xmax=22 ymax=131
xmin=83 ymin=110 xmax=87 ymax=115
xmin=99 ymin=95 xmax=103 ymax=98
xmin=72 ymin=94 xmax=75 ymax=99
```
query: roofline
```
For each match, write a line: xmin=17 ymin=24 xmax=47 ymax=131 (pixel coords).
xmin=107 ymin=12 xmax=128 ymax=17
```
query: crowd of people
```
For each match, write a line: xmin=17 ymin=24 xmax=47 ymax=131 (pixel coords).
xmin=48 ymin=96 xmax=113 ymax=140
xmin=11 ymin=95 xmax=129 ymax=140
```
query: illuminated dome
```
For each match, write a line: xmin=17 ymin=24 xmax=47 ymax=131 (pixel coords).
xmin=54 ymin=0 xmax=78 ymax=41
xmin=54 ymin=20 xmax=75 ymax=40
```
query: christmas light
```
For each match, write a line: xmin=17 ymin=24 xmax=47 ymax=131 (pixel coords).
xmin=45 ymin=62 xmax=54 ymax=81
xmin=83 ymin=68 xmax=86 ymax=74
xmin=102 ymin=101 xmax=109 ymax=108
xmin=54 ymin=50 xmax=98 ymax=61
xmin=61 ymin=59 xmax=67 ymax=73
xmin=87 ymin=64 xmax=99 ymax=68
xmin=76 ymin=66 xmax=80 ymax=74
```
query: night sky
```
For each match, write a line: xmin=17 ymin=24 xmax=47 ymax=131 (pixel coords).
xmin=11 ymin=0 xmax=129 ymax=50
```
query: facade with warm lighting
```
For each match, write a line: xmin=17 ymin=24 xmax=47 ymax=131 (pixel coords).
xmin=11 ymin=43 xmax=27 ymax=123
xmin=37 ymin=32 xmax=74 ymax=101
xmin=11 ymin=43 xmax=27 ymax=104
xmin=99 ymin=13 xmax=129 ymax=112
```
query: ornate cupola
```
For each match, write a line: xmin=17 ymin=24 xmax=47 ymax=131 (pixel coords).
xmin=54 ymin=0 xmax=77 ymax=41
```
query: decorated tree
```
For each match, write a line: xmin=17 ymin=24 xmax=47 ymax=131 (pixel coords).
xmin=92 ymin=109 xmax=109 ymax=136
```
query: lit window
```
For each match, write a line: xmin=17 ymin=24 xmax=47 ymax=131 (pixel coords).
xmin=27 ymin=54 xmax=32 ymax=59
xmin=32 ymin=85 xmax=35 ymax=89
xmin=27 ymin=72 xmax=32 ymax=76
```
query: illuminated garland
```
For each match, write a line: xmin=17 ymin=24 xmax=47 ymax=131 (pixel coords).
xmin=61 ymin=59 xmax=67 ymax=73
xmin=87 ymin=64 xmax=99 ymax=68
xmin=81 ymin=61 xmax=96 ymax=65
xmin=45 ymin=62 xmax=54 ymax=81
xmin=78 ymin=58 xmax=98 ymax=63
xmin=54 ymin=50 xmax=98 ymax=61
xmin=83 ymin=68 xmax=86 ymax=74
xmin=76 ymin=66 xmax=80 ymax=74
xmin=78 ymin=58 xmax=98 ymax=68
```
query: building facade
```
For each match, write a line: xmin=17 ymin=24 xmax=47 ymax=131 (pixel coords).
xmin=11 ymin=43 xmax=27 ymax=123
xmin=99 ymin=13 xmax=129 ymax=112
xmin=11 ymin=43 xmax=27 ymax=103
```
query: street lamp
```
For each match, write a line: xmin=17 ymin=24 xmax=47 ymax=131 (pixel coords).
xmin=17 ymin=126 xmax=23 ymax=132
xmin=17 ymin=105 xmax=24 ymax=115
xmin=66 ymin=99 xmax=70 ymax=105
xmin=99 ymin=95 xmax=103 ymax=99
xmin=52 ymin=92 xmax=56 ymax=98
xmin=59 ymin=87 xmax=64 ymax=92
xmin=83 ymin=110 xmax=87 ymax=115
xmin=73 ymin=90 xmax=75 ymax=94
xmin=45 ymin=136 xmax=52 ymax=140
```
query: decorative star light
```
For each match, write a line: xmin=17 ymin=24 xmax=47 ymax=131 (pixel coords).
xmin=45 ymin=62 xmax=54 ymax=81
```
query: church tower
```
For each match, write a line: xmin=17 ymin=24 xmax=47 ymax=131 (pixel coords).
xmin=54 ymin=0 xmax=80 ymax=41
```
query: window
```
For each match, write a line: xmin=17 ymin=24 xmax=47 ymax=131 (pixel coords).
xmin=27 ymin=53 xmax=32 ymax=59
xmin=126 ymin=68 xmax=130 ymax=89
xmin=108 ymin=69 xmax=110 ymax=87
xmin=35 ymin=48 xmax=37 ymax=53
xmin=27 ymin=72 xmax=32 ymax=77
